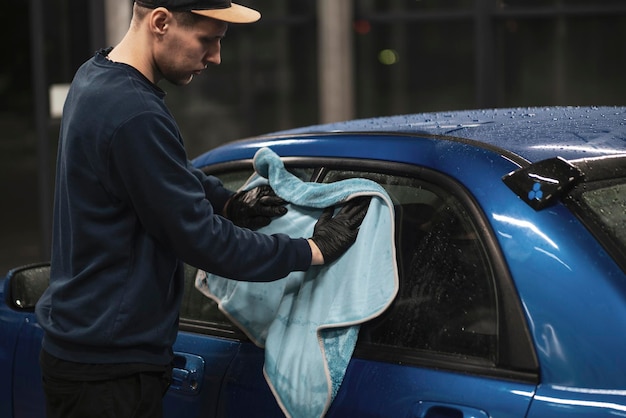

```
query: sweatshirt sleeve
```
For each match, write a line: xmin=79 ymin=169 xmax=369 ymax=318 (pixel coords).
xmin=105 ymin=111 xmax=311 ymax=281
xmin=187 ymin=161 xmax=233 ymax=216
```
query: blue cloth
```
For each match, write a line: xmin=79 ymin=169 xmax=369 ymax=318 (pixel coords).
xmin=196 ymin=147 xmax=398 ymax=418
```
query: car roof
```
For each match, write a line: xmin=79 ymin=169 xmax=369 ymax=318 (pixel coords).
xmin=272 ymin=106 xmax=626 ymax=163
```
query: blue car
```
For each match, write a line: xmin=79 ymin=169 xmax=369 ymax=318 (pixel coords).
xmin=2 ymin=106 xmax=625 ymax=417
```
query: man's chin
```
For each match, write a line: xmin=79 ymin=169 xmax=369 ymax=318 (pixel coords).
xmin=167 ymin=74 xmax=195 ymax=86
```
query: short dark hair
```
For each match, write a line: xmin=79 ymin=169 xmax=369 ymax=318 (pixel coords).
xmin=133 ymin=3 xmax=150 ymax=22
xmin=172 ymin=10 xmax=206 ymax=27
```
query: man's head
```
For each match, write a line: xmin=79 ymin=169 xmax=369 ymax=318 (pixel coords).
xmin=134 ymin=0 xmax=260 ymax=24
xmin=122 ymin=1 xmax=259 ymax=85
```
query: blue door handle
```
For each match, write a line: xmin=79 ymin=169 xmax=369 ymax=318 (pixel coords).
xmin=412 ymin=401 xmax=489 ymax=418
xmin=170 ymin=352 xmax=205 ymax=395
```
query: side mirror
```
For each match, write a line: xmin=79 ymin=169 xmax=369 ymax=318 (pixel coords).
xmin=6 ymin=263 xmax=50 ymax=311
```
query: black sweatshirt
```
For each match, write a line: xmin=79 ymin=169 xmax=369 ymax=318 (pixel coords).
xmin=36 ymin=50 xmax=311 ymax=366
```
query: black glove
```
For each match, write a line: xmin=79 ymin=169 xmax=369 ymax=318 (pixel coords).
xmin=224 ymin=185 xmax=288 ymax=230
xmin=310 ymin=196 xmax=371 ymax=264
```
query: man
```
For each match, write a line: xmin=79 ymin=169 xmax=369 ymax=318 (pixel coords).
xmin=35 ymin=1 xmax=368 ymax=417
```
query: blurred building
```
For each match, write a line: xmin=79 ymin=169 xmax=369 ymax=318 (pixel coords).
xmin=1 ymin=0 xmax=626 ymax=271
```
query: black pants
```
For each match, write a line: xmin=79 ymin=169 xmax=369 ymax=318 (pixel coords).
xmin=40 ymin=350 xmax=172 ymax=418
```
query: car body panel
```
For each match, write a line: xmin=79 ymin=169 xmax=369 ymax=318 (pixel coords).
xmin=163 ymin=332 xmax=241 ymax=417
xmin=214 ymin=343 xmax=285 ymax=416
xmin=326 ymin=359 xmax=535 ymax=418
xmin=11 ymin=311 xmax=44 ymax=417
xmin=527 ymin=385 xmax=626 ymax=417
xmin=0 ymin=277 xmax=21 ymax=417
xmin=492 ymin=201 xmax=626 ymax=387
xmin=0 ymin=273 xmax=46 ymax=418
xmin=272 ymin=106 xmax=626 ymax=162
xmin=205 ymin=342 xmax=537 ymax=418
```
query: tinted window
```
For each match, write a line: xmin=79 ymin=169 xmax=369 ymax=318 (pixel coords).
xmin=579 ymin=181 xmax=626 ymax=254
xmin=180 ymin=167 xmax=317 ymax=331
xmin=569 ymin=178 xmax=626 ymax=273
xmin=179 ymin=169 xmax=253 ymax=333
xmin=182 ymin=165 xmax=498 ymax=363
xmin=217 ymin=170 xmax=255 ymax=191
xmin=322 ymin=170 xmax=497 ymax=362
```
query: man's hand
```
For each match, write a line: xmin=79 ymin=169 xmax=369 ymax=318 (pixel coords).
xmin=310 ymin=196 xmax=371 ymax=264
xmin=224 ymin=185 xmax=288 ymax=230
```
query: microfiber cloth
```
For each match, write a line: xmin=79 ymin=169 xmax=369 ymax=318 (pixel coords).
xmin=195 ymin=147 xmax=398 ymax=418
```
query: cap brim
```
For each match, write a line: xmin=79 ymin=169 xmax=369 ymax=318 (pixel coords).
xmin=191 ymin=3 xmax=261 ymax=23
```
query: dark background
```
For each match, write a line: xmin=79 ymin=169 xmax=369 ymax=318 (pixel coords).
xmin=2 ymin=0 xmax=626 ymax=274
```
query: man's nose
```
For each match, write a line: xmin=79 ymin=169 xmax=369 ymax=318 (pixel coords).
xmin=205 ymin=45 xmax=221 ymax=66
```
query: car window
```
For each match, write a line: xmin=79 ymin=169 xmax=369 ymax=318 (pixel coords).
xmin=183 ymin=164 xmax=498 ymax=364
xmin=179 ymin=169 xmax=253 ymax=335
xmin=216 ymin=170 xmax=255 ymax=191
xmin=180 ymin=167 xmax=316 ymax=334
xmin=322 ymin=169 xmax=497 ymax=363
xmin=575 ymin=180 xmax=626 ymax=264
xmin=210 ymin=167 xmax=316 ymax=191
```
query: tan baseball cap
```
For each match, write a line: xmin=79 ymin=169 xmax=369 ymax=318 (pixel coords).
xmin=135 ymin=0 xmax=261 ymax=24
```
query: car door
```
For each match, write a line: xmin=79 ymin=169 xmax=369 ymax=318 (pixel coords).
xmin=174 ymin=264 xmax=285 ymax=416
xmin=182 ymin=165 xmax=316 ymax=417
xmin=163 ymin=263 xmax=244 ymax=417
xmin=2 ymin=265 xmax=244 ymax=418
xmin=322 ymin=163 xmax=540 ymax=418
xmin=196 ymin=159 xmax=541 ymax=417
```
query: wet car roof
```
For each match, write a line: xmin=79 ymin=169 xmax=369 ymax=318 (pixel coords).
xmin=274 ymin=106 xmax=626 ymax=163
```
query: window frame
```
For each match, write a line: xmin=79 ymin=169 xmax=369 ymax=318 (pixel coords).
xmin=183 ymin=157 xmax=538 ymax=384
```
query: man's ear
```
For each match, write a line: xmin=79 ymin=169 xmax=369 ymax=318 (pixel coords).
xmin=149 ymin=7 xmax=172 ymax=36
